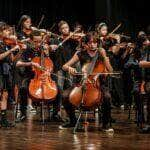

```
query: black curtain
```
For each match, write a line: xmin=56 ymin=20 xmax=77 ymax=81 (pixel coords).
xmin=0 ymin=0 xmax=149 ymax=34
xmin=0 ymin=0 xmax=95 ymax=31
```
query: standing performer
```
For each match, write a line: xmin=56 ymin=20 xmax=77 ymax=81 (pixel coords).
xmin=16 ymin=15 xmax=37 ymax=121
xmin=96 ymin=23 xmax=125 ymax=108
xmin=124 ymin=32 xmax=146 ymax=126
xmin=126 ymin=32 xmax=150 ymax=132
xmin=61 ymin=32 xmax=113 ymax=129
xmin=0 ymin=22 xmax=19 ymax=127
xmin=49 ymin=20 xmax=79 ymax=121
xmin=138 ymin=35 xmax=150 ymax=133
xmin=16 ymin=30 xmax=48 ymax=121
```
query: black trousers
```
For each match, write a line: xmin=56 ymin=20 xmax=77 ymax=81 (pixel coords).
xmin=110 ymin=77 xmax=124 ymax=106
xmin=18 ymin=78 xmax=30 ymax=116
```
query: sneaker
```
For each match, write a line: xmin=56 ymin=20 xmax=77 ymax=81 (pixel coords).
xmin=27 ymin=105 xmax=36 ymax=113
xmin=15 ymin=115 xmax=26 ymax=123
xmin=120 ymin=105 xmax=124 ymax=110
xmin=140 ymin=125 xmax=150 ymax=134
xmin=105 ymin=128 xmax=114 ymax=134
xmin=59 ymin=122 xmax=76 ymax=129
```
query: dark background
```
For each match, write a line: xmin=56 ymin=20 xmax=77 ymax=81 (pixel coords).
xmin=0 ymin=0 xmax=149 ymax=37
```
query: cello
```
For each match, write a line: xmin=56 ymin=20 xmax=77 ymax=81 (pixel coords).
xmin=29 ymin=35 xmax=57 ymax=101
xmin=69 ymin=50 xmax=105 ymax=108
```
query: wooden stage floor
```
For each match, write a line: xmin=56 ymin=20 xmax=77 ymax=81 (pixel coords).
xmin=0 ymin=108 xmax=150 ymax=150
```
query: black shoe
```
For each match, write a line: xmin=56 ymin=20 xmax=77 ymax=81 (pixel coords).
xmin=111 ymin=118 xmax=116 ymax=123
xmin=15 ymin=115 xmax=26 ymax=123
xmin=0 ymin=119 xmax=14 ymax=127
xmin=59 ymin=122 xmax=76 ymax=129
xmin=140 ymin=125 xmax=150 ymax=134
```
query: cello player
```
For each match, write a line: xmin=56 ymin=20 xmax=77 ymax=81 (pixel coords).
xmin=60 ymin=32 xmax=113 ymax=129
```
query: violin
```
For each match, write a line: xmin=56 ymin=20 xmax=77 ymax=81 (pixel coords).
xmin=23 ymin=26 xmax=38 ymax=36
xmin=62 ymin=32 xmax=86 ymax=41
xmin=3 ymin=36 xmax=26 ymax=49
xmin=116 ymin=42 xmax=135 ymax=49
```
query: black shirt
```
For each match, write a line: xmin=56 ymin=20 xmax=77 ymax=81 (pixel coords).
xmin=0 ymin=40 xmax=12 ymax=75
xmin=50 ymin=37 xmax=78 ymax=71
xmin=17 ymin=48 xmax=41 ymax=78
xmin=77 ymin=50 xmax=103 ymax=67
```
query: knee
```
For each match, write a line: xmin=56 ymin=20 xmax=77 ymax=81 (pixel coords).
xmin=103 ymin=91 xmax=111 ymax=101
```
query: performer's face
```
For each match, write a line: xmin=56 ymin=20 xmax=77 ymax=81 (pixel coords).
xmin=88 ymin=38 xmax=98 ymax=51
xmin=33 ymin=35 xmax=42 ymax=49
xmin=23 ymin=18 xmax=32 ymax=29
xmin=100 ymin=26 xmax=108 ymax=36
xmin=60 ymin=23 xmax=70 ymax=35
xmin=2 ymin=28 xmax=11 ymax=38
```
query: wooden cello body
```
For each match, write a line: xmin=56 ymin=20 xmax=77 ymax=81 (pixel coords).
xmin=69 ymin=59 xmax=105 ymax=108
xmin=29 ymin=54 xmax=58 ymax=101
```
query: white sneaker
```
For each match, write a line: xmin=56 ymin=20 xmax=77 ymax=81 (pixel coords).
xmin=27 ymin=105 xmax=36 ymax=113
xmin=105 ymin=128 xmax=114 ymax=134
xmin=120 ymin=105 xmax=124 ymax=110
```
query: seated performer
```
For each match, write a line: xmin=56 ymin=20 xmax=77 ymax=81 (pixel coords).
xmin=60 ymin=32 xmax=113 ymax=129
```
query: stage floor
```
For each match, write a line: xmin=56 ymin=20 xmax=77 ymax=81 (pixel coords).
xmin=0 ymin=108 xmax=150 ymax=150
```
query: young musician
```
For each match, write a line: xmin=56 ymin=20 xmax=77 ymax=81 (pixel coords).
xmin=17 ymin=15 xmax=34 ymax=40
xmin=96 ymin=23 xmax=125 ymax=108
xmin=61 ymin=32 xmax=113 ymax=129
xmin=16 ymin=15 xmax=37 ymax=119
xmin=125 ymin=32 xmax=150 ymax=133
xmin=0 ymin=22 xmax=19 ymax=127
xmin=137 ymin=34 xmax=150 ymax=133
xmin=16 ymin=30 xmax=46 ymax=120
xmin=49 ymin=20 xmax=79 ymax=121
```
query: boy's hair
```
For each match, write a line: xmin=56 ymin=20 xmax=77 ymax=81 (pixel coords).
xmin=30 ymin=30 xmax=41 ymax=39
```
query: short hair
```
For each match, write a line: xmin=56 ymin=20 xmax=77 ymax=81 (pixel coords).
xmin=58 ymin=20 xmax=68 ymax=29
xmin=30 ymin=30 xmax=41 ymax=39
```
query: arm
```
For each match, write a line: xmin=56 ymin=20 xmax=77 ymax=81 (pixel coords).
xmin=99 ymin=48 xmax=113 ymax=72
xmin=16 ymin=60 xmax=42 ymax=69
xmin=16 ymin=60 xmax=32 ymax=67
xmin=111 ymin=45 xmax=121 ymax=55
xmin=139 ymin=61 xmax=150 ymax=68
xmin=62 ymin=52 xmax=79 ymax=75
xmin=0 ymin=45 xmax=19 ymax=61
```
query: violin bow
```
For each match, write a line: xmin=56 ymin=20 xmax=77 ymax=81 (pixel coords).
xmin=37 ymin=15 xmax=45 ymax=29
xmin=110 ymin=23 xmax=122 ymax=34
xmin=49 ymin=23 xmax=56 ymax=31
xmin=56 ymin=29 xmax=80 ymax=49
xmin=75 ymin=71 xmax=122 ymax=78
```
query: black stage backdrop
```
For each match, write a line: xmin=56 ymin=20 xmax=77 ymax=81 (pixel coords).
xmin=0 ymin=0 xmax=149 ymax=37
